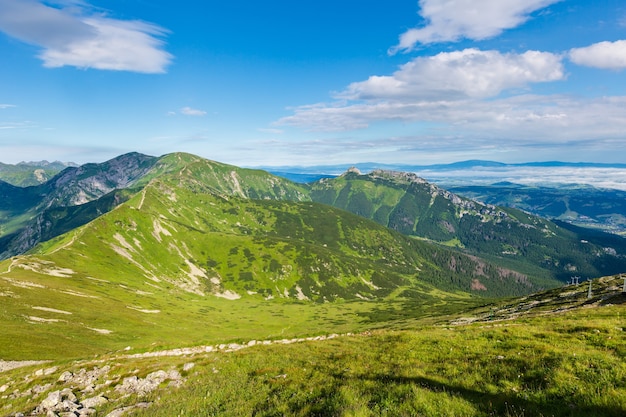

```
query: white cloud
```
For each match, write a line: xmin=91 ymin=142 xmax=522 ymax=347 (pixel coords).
xmin=279 ymin=92 xmax=626 ymax=147
xmin=392 ymin=0 xmax=560 ymax=52
xmin=279 ymin=49 xmax=568 ymax=135
xmin=569 ymin=40 xmax=626 ymax=70
xmin=180 ymin=107 xmax=207 ymax=116
xmin=0 ymin=0 xmax=172 ymax=73
xmin=417 ymin=166 xmax=626 ymax=191
xmin=0 ymin=104 xmax=16 ymax=109
xmin=340 ymin=49 xmax=564 ymax=101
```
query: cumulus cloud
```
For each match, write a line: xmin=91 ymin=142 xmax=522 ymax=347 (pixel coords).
xmin=569 ymin=40 xmax=626 ymax=70
xmin=279 ymin=48 xmax=568 ymax=134
xmin=180 ymin=107 xmax=207 ymax=116
xmin=392 ymin=0 xmax=560 ymax=52
xmin=340 ymin=49 xmax=564 ymax=101
xmin=0 ymin=0 xmax=172 ymax=73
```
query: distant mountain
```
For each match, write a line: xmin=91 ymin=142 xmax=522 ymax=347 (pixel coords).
xmin=0 ymin=160 xmax=77 ymax=187
xmin=2 ymin=152 xmax=624 ymax=292
xmin=448 ymin=183 xmax=626 ymax=237
xmin=0 ymin=153 xmax=159 ymax=259
xmin=264 ymin=161 xmax=626 ymax=235
xmin=257 ymin=160 xmax=626 ymax=178
xmin=308 ymin=169 xmax=626 ymax=282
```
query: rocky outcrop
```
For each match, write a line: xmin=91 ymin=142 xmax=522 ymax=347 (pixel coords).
xmin=3 ymin=363 xmax=182 ymax=417
xmin=35 ymin=388 xmax=84 ymax=415
xmin=114 ymin=370 xmax=182 ymax=396
xmin=45 ymin=152 xmax=158 ymax=207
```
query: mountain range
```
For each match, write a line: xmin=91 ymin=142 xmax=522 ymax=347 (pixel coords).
xmin=5 ymin=157 xmax=625 ymax=236
xmin=0 ymin=160 xmax=77 ymax=187
xmin=2 ymin=152 xmax=541 ymax=361
xmin=2 ymin=152 xmax=625 ymax=292
xmin=261 ymin=159 xmax=626 ymax=176
xmin=1 ymin=152 xmax=625 ymax=416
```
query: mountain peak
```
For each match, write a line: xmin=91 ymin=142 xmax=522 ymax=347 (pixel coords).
xmin=369 ymin=169 xmax=428 ymax=185
xmin=343 ymin=166 xmax=362 ymax=175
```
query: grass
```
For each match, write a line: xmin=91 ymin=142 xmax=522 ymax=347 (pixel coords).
xmin=2 ymin=277 xmax=624 ymax=417
xmin=134 ymin=303 xmax=626 ymax=417
xmin=0 ymin=265 xmax=483 ymax=361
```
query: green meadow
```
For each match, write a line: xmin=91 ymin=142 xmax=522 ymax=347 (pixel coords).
xmin=2 ymin=276 xmax=624 ymax=417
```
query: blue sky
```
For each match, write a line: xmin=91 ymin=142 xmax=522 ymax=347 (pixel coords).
xmin=1 ymin=0 xmax=626 ymax=166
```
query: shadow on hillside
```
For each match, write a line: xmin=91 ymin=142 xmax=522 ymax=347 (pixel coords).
xmin=600 ymin=292 xmax=626 ymax=306
xmin=343 ymin=373 xmax=625 ymax=417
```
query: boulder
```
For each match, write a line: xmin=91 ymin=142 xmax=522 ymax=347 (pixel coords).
xmin=80 ymin=394 xmax=108 ymax=409
xmin=37 ymin=388 xmax=78 ymax=413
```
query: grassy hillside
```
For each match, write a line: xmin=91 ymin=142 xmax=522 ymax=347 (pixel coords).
xmin=4 ymin=152 xmax=623 ymax=287
xmin=1 ymin=160 xmax=545 ymax=361
xmin=309 ymin=169 xmax=626 ymax=282
xmin=0 ymin=152 xmax=312 ymax=261
xmin=136 ymin=153 xmax=310 ymax=201
xmin=2 ymin=275 xmax=624 ymax=417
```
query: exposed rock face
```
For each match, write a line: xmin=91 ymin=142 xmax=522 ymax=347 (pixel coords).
xmin=45 ymin=152 xmax=158 ymax=207
xmin=33 ymin=388 xmax=104 ymax=416
xmin=80 ymin=394 xmax=109 ymax=409
xmin=0 ymin=153 xmax=158 ymax=260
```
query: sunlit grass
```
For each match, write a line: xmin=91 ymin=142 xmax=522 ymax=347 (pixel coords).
xmin=2 ymin=277 xmax=624 ymax=417
xmin=123 ymin=304 xmax=626 ymax=417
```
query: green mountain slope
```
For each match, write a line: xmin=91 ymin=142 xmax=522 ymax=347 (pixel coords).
xmin=0 ymin=160 xmax=72 ymax=187
xmin=3 ymin=152 xmax=622 ymax=293
xmin=0 ymin=153 xmax=159 ymax=259
xmin=0 ymin=152 xmax=312 ymax=261
xmin=447 ymin=182 xmax=626 ymax=236
xmin=309 ymin=169 xmax=626 ymax=282
xmin=0 ymin=156 xmax=554 ymax=360
xmin=1 ymin=154 xmax=624 ymax=417
xmin=137 ymin=152 xmax=310 ymax=201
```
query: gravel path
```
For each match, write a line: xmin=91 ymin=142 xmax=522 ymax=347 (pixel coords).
xmin=0 ymin=360 xmax=49 ymax=373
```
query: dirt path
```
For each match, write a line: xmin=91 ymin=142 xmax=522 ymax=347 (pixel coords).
xmin=0 ymin=360 xmax=50 ymax=373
